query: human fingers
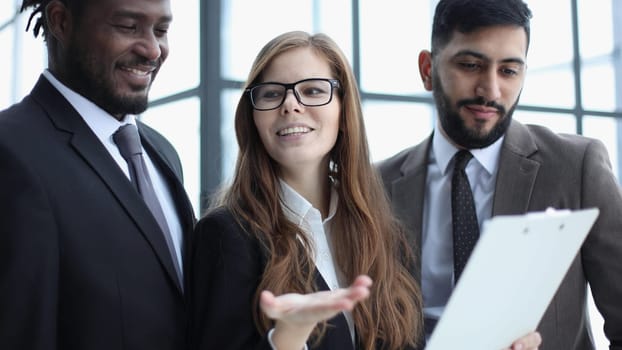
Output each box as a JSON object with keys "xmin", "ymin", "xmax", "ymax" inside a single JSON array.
[
  {"xmin": 508, "ymin": 331, "xmax": 541, "ymax": 350},
  {"xmin": 259, "ymin": 276, "xmax": 372, "ymax": 323},
  {"xmin": 342, "ymin": 275, "xmax": 372, "ymax": 305}
]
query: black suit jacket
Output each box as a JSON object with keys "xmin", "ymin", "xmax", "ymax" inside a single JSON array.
[
  {"xmin": 0, "ymin": 75, "xmax": 196, "ymax": 349},
  {"xmin": 378, "ymin": 121, "xmax": 622, "ymax": 350},
  {"xmin": 188, "ymin": 207, "xmax": 357, "ymax": 350}
]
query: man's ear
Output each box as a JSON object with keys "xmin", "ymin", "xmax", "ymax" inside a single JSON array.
[
  {"xmin": 418, "ymin": 50, "xmax": 433, "ymax": 91},
  {"xmin": 45, "ymin": 0, "xmax": 72, "ymax": 47}
]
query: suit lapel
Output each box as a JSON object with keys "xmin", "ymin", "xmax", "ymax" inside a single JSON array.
[
  {"xmin": 391, "ymin": 137, "xmax": 431, "ymax": 282},
  {"xmin": 138, "ymin": 125, "xmax": 196, "ymax": 288},
  {"xmin": 492, "ymin": 121, "xmax": 541, "ymax": 216},
  {"xmin": 138, "ymin": 123, "xmax": 196, "ymax": 241},
  {"xmin": 31, "ymin": 76, "xmax": 183, "ymax": 294},
  {"xmin": 314, "ymin": 271, "xmax": 356, "ymax": 350}
]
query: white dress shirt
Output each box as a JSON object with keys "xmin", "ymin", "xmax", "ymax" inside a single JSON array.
[
  {"xmin": 42, "ymin": 70, "xmax": 184, "ymax": 272},
  {"xmin": 421, "ymin": 121, "xmax": 504, "ymax": 328},
  {"xmin": 268, "ymin": 180, "xmax": 355, "ymax": 349}
]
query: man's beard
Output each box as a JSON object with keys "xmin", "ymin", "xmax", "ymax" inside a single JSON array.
[
  {"xmin": 64, "ymin": 42, "xmax": 154, "ymax": 117},
  {"xmin": 432, "ymin": 70, "xmax": 518, "ymax": 149}
]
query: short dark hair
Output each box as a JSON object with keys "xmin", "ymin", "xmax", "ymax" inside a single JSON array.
[{"xmin": 431, "ymin": 0, "xmax": 533, "ymax": 54}]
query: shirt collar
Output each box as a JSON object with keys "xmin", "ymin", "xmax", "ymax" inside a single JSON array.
[
  {"xmin": 432, "ymin": 119, "xmax": 504, "ymax": 176},
  {"xmin": 279, "ymin": 179, "xmax": 338, "ymax": 226},
  {"xmin": 42, "ymin": 70, "xmax": 137, "ymax": 141}
]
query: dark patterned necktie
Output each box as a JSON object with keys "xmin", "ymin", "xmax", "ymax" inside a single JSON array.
[
  {"xmin": 451, "ymin": 150, "xmax": 479, "ymax": 284},
  {"xmin": 113, "ymin": 124, "xmax": 183, "ymax": 289}
]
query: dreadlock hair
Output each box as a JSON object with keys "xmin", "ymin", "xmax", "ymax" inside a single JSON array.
[
  {"xmin": 21, "ymin": 0, "xmax": 53, "ymax": 38},
  {"xmin": 20, "ymin": 0, "xmax": 85, "ymax": 39}
]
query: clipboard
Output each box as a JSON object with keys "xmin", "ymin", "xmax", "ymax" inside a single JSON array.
[{"xmin": 425, "ymin": 207, "xmax": 599, "ymax": 350}]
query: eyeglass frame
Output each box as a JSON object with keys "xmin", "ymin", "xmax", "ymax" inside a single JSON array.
[{"xmin": 245, "ymin": 78, "xmax": 341, "ymax": 111}]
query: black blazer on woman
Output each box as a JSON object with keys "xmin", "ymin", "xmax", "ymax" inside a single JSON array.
[{"xmin": 188, "ymin": 207, "xmax": 357, "ymax": 350}]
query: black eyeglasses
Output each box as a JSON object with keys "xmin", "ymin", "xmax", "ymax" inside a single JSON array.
[{"xmin": 246, "ymin": 78, "xmax": 341, "ymax": 111}]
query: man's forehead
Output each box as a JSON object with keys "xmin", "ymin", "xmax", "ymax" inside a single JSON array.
[{"xmin": 87, "ymin": 0, "xmax": 173, "ymax": 19}]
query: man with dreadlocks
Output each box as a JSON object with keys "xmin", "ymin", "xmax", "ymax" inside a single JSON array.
[{"xmin": 0, "ymin": 0, "xmax": 196, "ymax": 349}]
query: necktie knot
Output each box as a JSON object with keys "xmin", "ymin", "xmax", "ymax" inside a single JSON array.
[
  {"xmin": 453, "ymin": 150, "xmax": 473, "ymax": 172},
  {"xmin": 113, "ymin": 124, "xmax": 143, "ymax": 160}
]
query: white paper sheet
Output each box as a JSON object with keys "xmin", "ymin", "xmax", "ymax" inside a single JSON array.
[{"xmin": 425, "ymin": 207, "xmax": 599, "ymax": 350}]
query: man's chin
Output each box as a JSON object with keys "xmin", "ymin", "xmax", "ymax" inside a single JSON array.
[
  {"xmin": 108, "ymin": 95, "xmax": 149, "ymax": 115},
  {"xmin": 468, "ymin": 125, "xmax": 494, "ymax": 140},
  {"xmin": 121, "ymin": 83, "xmax": 152, "ymax": 97}
]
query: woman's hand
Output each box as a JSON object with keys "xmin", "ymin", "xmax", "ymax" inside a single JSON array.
[
  {"xmin": 504, "ymin": 331, "xmax": 542, "ymax": 350},
  {"xmin": 260, "ymin": 275, "xmax": 372, "ymax": 350}
]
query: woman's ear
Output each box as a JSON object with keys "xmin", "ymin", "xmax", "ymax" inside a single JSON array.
[
  {"xmin": 418, "ymin": 50, "xmax": 433, "ymax": 91},
  {"xmin": 45, "ymin": 0, "xmax": 73, "ymax": 48}
]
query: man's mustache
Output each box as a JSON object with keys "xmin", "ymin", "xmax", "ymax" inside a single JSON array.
[{"xmin": 456, "ymin": 97, "xmax": 506, "ymax": 115}]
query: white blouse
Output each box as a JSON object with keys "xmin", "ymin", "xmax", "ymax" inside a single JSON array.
[{"xmin": 267, "ymin": 180, "xmax": 355, "ymax": 348}]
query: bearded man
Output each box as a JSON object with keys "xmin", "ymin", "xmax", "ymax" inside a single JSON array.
[
  {"xmin": 377, "ymin": 1, "xmax": 622, "ymax": 349},
  {"xmin": 0, "ymin": 1, "xmax": 196, "ymax": 349}
]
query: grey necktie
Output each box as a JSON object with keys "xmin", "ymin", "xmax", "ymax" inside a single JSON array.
[
  {"xmin": 113, "ymin": 124, "xmax": 183, "ymax": 288},
  {"xmin": 451, "ymin": 150, "xmax": 479, "ymax": 284}
]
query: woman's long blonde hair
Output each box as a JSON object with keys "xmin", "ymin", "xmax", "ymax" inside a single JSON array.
[{"xmin": 211, "ymin": 31, "xmax": 423, "ymax": 349}]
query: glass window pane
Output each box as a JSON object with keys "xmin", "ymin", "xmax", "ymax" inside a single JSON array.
[
  {"xmin": 315, "ymin": 0, "xmax": 353, "ymax": 60},
  {"xmin": 583, "ymin": 115, "xmax": 620, "ymax": 179},
  {"xmin": 0, "ymin": 0, "xmax": 16, "ymax": 24},
  {"xmin": 581, "ymin": 63, "xmax": 616, "ymax": 111},
  {"xmin": 0, "ymin": 25, "xmax": 14, "ymax": 108},
  {"xmin": 513, "ymin": 110, "xmax": 576, "ymax": 134},
  {"xmin": 222, "ymin": 0, "xmax": 314, "ymax": 82},
  {"xmin": 140, "ymin": 97, "xmax": 201, "ymax": 216},
  {"xmin": 577, "ymin": 0, "xmax": 617, "ymax": 112},
  {"xmin": 364, "ymin": 101, "xmax": 434, "ymax": 162},
  {"xmin": 359, "ymin": 0, "xmax": 433, "ymax": 95},
  {"xmin": 521, "ymin": 68, "xmax": 574, "ymax": 109},
  {"xmin": 150, "ymin": 0, "xmax": 200, "ymax": 100},
  {"xmin": 587, "ymin": 287, "xmax": 609, "ymax": 350},
  {"xmin": 12, "ymin": 12, "xmax": 46, "ymax": 103},
  {"xmin": 221, "ymin": 88, "xmax": 242, "ymax": 183},
  {"xmin": 521, "ymin": 0, "xmax": 575, "ymax": 108}
]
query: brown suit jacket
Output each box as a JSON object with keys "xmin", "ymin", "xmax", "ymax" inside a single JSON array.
[{"xmin": 378, "ymin": 120, "xmax": 622, "ymax": 350}]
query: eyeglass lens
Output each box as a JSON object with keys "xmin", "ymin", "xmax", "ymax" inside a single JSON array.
[{"xmin": 251, "ymin": 79, "xmax": 334, "ymax": 110}]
